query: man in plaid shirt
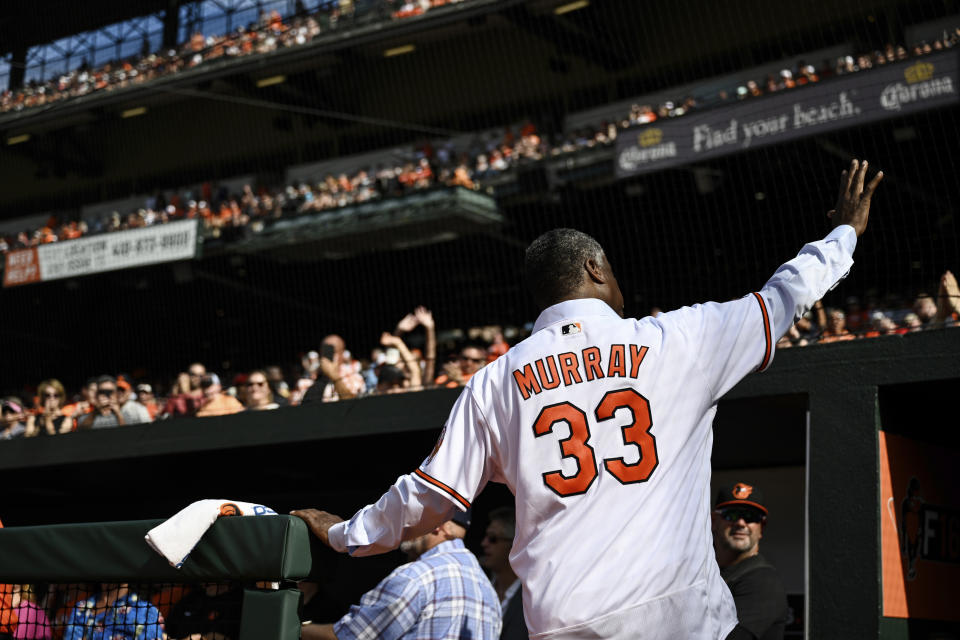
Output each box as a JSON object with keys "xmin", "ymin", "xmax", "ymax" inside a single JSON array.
[{"xmin": 302, "ymin": 510, "xmax": 500, "ymax": 640}]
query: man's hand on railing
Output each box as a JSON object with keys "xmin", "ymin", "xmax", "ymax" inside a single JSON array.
[{"xmin": 290, "ymin": 509, "xmax": 344, "ymax": 548}]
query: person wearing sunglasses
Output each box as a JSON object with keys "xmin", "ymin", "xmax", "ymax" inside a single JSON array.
[
  {"xmin": 243, "ymin": 370, "xmax": 279, "ymax": 411},
  {"xmin": 0, "ymin": 398, "xmax": 27, "ymax": 440},
  {"xmin": 712, "ymin": 483, "xmax": 788, "ymax": 640},
  {"xmin": 480, "ymin": 507, "xmax": 528, "ymax": 640},
  {"xmin": 77, "ymin": 375, "xmax": 150, "ymax": 429},
  {"xmin": 24, "ymin": 379, "xmax": 73, "ymax": 437},
  {"xmin": 435, "ymin": 345, "xmax": 488, "ymax": 388}
]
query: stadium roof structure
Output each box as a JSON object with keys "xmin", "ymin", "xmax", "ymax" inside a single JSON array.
[{"xmin": 0, "ymin": 0, "xmax": 174, "ymax": 54}]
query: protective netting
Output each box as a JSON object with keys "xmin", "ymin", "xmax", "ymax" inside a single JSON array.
[
  {"xmin": 0, "ymin": 582, "xmax": 244, "ymax": 640},
  {"xmin": 0, "ymin": 1, "xmax": 958, "ymax": 424}
]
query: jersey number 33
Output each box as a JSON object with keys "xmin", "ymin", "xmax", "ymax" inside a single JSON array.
[{"xmin": 533, "ymin": 388, "xmax": 659, "ymax": 497}]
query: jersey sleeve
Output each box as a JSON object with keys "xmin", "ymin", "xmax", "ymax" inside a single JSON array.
[
  {"xmin": 663, "ymin": 225, "xmax": 857, "ymax": 401},
  {"xmin": 328, "ymin": 474, "xmax": 457, "ymax": 556},
  {"xmin": 326, "ymin": 387, "xmax": 496, "ymax": 557},
  {"xmin": 413, "ymin": 386, "xmax": 495, "ymax": 510}
]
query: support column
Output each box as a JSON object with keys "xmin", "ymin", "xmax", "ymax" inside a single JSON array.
[
  {"xmin": 806, "ymin": 385, "xmax": 881, "ymax": 638},
  {"xmin": 9, "ymin": 46, "xmax": 27, "ymax": 90},
  {"xmin": 162, "ymin": 0, "xmax": 182, "ymax": 49}
]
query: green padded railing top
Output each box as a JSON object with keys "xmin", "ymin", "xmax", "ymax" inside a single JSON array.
[{"xmin": 0, "ymin": 514, "xmax": 313, "ymax": 583}]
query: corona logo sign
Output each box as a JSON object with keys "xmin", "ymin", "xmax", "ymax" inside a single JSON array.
[
  {"xmin": 904, "ymin": 62, "xmax": 934, "ymax": 84},
  {"xmin": 638, "ymin": 128, "xmax": 663, "ymax": 148}
]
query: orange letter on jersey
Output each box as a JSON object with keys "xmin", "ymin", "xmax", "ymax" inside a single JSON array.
[
  {"xmin": 629, "ymin": 345, "xmax": 649, "ymax": 378},
  {"xmin": 607, "ymin": 344, "xmax": 626, "ymax": 378},
  {"xmin": 536, "ymin": 356, "xmax": 562, "ymax": 390},
  {"xmin": 582, "ymin": 346, "xmax": 604, "ymax": 381},
  {"xmin": 513, "ymin": 364, "xmax": 542, "ymax": 400},
  {"xmin": 558, "ymin": 352, "xmax": 583, "ymax": 386}
]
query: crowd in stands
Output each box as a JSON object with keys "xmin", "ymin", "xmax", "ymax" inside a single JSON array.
[
  {"xmin": 0, "ymin": 121, "xmax": 545, "ymax": 251},
  {"xmin": 556, "ymin": 27, "xmax": 960, "ymax": 155},
  {"xmin": 0, "ymin": 0, "xmax": 471, "ymax": 115},
  {"xmin": 4, "ymin": 23, "xmax": 960, "ymax": 253},
  {"xmin": 1, "ymin": 276, "xmax": 957, "ymax": 441},
  {"xmin": 1, "ymin": 14, "xmax": 958, "ymax": 439}
]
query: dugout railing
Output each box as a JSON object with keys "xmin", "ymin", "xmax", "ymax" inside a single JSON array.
[{"xmin": 0, "ymin": 515, "xmax": 313, "ymax": 639}]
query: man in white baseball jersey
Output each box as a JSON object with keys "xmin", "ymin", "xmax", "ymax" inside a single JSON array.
[{"xmin": 294, "ymin": 160, "xmax": 883, "ymax": 639}]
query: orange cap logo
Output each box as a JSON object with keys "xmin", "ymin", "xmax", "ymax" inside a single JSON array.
[
  {"xmin": 426, "ymin": 426, "xmax": 446, "ymax": 465},
  {"xmin": 218, "ymin": 502, "xmax": 243, "ymax": 517},
  {"xmin": 732, "ymin": 483, "xmax": 754, "ymax": 499}
]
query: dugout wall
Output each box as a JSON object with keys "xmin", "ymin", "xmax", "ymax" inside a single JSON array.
[{"xmin": 1, "ymin": 328, "xmax": 958, "ymax": 638}]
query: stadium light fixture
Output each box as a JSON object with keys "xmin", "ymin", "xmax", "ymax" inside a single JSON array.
[
  {"xmin": 384, "ymin": 44, "xmax": 416, "ymax": 57},
  {"xmin": 121, "ymin": 107, "xmax": 148, "ymax": 119},
  {"xmin": 554, "ymin": 0, "xmax": 589, "ymax": 15},
  {"xmin": 256, "ymin": 75, "xmax": 286, "ymax": 88},
  {"xmin": 6, "ymin": 133, "xmax": 30, "ymax": 145}
]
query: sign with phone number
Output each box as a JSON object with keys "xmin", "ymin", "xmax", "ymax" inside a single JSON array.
[{"xmin": 3, "ymin": 219, "xmax": 198, "ymax": 287}]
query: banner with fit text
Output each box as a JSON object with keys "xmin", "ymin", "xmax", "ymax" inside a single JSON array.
[
  {"xmin": 3, "ymin": 219, "xmax": 198, "ymax": 287},
  {"xmin": 615, "ymin": 50, "xmax": 959, "ymax": 177},
  {"xmin": 880, "ymin": 431, "xmax": 960, "ymax": 621}
]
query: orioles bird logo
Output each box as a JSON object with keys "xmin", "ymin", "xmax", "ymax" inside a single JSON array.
[
  {"xmin": 732, "ymin": 483, "xmax": 754, "ymax": 499},
  {"xmin": 425, "ymin": 426, "xmax": 446, "ymax": 465},
  {"xmin": 219, "ymin": 503, "xmax": 243, "ymax": 517}
]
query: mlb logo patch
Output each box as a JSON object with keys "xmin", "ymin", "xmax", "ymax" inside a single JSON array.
[{"xmin": 562, "ymin": 322, "xmax": 582, "ymax": 335}]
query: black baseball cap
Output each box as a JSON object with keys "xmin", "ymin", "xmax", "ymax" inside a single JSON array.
[
  {"xmin": 715, "ymin": 482, "xmax": 768, "ymax": 515},
  {"xmin": 451, "ymin": 508, "xmax": 472, "ymax": 530}
]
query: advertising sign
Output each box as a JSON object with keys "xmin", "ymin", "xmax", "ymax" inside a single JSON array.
[
  {"xmin": 616, "ymin": 51, "xmax": 959, "ymax": 177},
  {"xmin": 3, "ymin": 220, "xmax": 198, "ymax": 287},
  {"xmin": 880, "ymin": 431, "xmax": 960, "ymax": 620}
]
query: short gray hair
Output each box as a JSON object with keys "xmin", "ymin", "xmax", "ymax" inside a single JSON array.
[{"xmin": 524, "ymin": 229, "xmax": 604, "ymax": 311}]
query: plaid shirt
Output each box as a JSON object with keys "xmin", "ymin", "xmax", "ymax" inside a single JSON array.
[{"xmin": 334, "ymin": 539, "xmax": 501, "ymax": 640}]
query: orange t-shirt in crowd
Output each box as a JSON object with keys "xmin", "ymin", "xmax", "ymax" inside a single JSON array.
[
  {"xmin": 820, "ymin": 330, "xmax": 856, "ymax": 344},
  {"xmin": 434, "ymin": 371, "xmax": 475, "ymax": 389},
  {"xmin": 142, "ymin": 401, "xmax": 160, "ymax": 421}
]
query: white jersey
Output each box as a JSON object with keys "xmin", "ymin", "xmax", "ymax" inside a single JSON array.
[{"xmin": 328, "ymin": 225, "xmax": 858, "ymax": 639}]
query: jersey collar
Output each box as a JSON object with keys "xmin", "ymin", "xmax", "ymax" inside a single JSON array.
[{"xmin": 533, "ymin": 298, "xmax": 621, "ymax": 333}]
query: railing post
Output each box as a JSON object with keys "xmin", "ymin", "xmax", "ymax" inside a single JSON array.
[{"xmin": 239, "ymin": 588, "xmax": 303, "ymax": 640}]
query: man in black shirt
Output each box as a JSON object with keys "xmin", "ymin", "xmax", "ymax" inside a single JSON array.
[{"xmin": 712, "ymin": 483, "xmax": 789, "ymax": 640}]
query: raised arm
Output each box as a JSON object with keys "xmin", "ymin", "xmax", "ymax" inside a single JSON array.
[
  {"xmin": 765, "ymin": 159, "xmax": 882, "ymax": 339},
  {"xmin": 381, "ymin": 332, "xmax": 422, "ymax": 390},
  {"xmin": 414, "ymin": 306, "xmax": 436, "ymax": 385},
  {"xmin": 665, "ymin": 160, "xmax": 883, "ymax": 400},
  {"xmin": 935, "ymin": 270, "xmax": 959, "ymax": 323}
]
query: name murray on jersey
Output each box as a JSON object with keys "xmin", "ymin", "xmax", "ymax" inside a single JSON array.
[{"xmin": 512, "ymin": 344, "xmax": 649, "ymax": 400}]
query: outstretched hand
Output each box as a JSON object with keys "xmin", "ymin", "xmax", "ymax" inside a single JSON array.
[
  {"xmin": 939, "ymin": 270, "xmax": 960, "ymax": 315},
  {"xmin": 413, "ymin": 306, "xmax": 434, "ymax": 329},
  {"xmin": 381, "ymin": 331, "xmax": 402, "ymax": 347},
  {"xmin": 290, "ymin": 509, "xmax": 344, "ymax": 548},
  {"xmin": 396, "ymin": 313, "xmax": 419, "ymax": 334},
  {"xmin": 827, "ymin": 159, "xmax": 883, "ymax": 237}
]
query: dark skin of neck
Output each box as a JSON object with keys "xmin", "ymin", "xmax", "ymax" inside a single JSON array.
[{"xmin": 541, "ymin": 254, "xmax": 626, "ymax": 317}]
